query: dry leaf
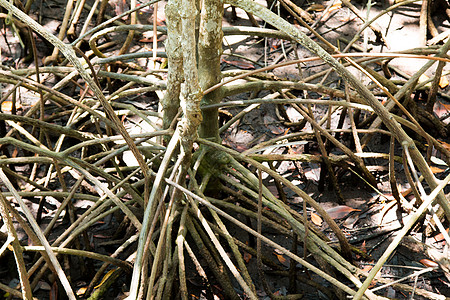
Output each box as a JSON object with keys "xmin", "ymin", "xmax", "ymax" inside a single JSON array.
[
  {"xmin": 401, "ymin": 187, "xmax": 412, "ymax": 197},
  {"xmin": 431, "ymin": 156, "xmax": 447, "ymax": 166},
  {"xmin": 361, "ymin": 264, "xmax": 373, "ymax": 273},
  {"xmin": 1, "ymin": 100, "xmax": 22, "ymax": 112},
  {"xmin": 439, "ymin": 140, "xmax": 450, "ymax": 151},
  {"xmin": 343, "ymin": 214, "xmax": 359, "ymax": 229},
  {"xmin": 311, "ymin": 212, "xmax": 323, "ymax": 226},
  {"xmin": 93, "ymin": 234, "xmax": 111, "ymax": 238},
  {"xmin": 140, "ymin": 31, "xmax": 158, "ymax": 43},
  {"xmin": 321, "ymin": 1, "xmax": 342, "ymax": 20},
  {"xmin": 440, "ymin": 101, "xmax": 450, "ymax": 111},
  {"xmin": 379, "ymin": 200, "xmax": 397, "ymax": 225},
  {"xmin": 419, "ymin": 74, "xmax": 432, "ymax": 89},
  {"xmin": 221, "ymin": 58, "xmax": 255, "ymax": 69},
  {"xmin": 430, "ymin": 166, "xmax": 446, "ymax": 174},
  {"xmin": 433, "ymin": 228, "xmax": 449, "ymax": 243},
  {"xmin": 110, "ymin": 0, "xmax": 129, "ymax": 17},
  {"xmin": 304, "ymin": 163, "xmax": 321, "ymax": 181},
  {"xmin": 95, "ymin": 269, "xmax": 116, "ymax": 289},
  {"xmin": 440, "ymin": 76, "xmax": 449, "ymax": 88},
  {"xmin": 35, "ymin": 281, "xmax": 51, "ymax": 291},
  {"xmin": 76, "ymin": 286, "xmax": 87, "ymax": 296},
  {"xmin": 139, "ymin": 37, "xmax": 158, "ymax": 43},
  {"xmin": 361, "ymin": 240, "xmax": 367, "ymax": 254},
  {"xmin": 274, "ymin": 251, "xmax": 289, "ymax": 267},
  {"xmin": 420, "ymin": 259, "xmax": 439, "ymax": 268},
  {"xmin": 274, "ymin": 249, "xmax": 283, "ymax": 254},
  {"xmin": 434, "ymin": 101, "xmax": 450, "ymax": 118},
  {"xmin": 330, "ymin": 1, "xmax": 342, "ymax": 10},
  {"xmin": 276, "ymin": 253, "xmax": 287, "ymax": 264},
  {"xmin": 243, "ymin": 251, "xmax": 252, "ymax": 263},
  {"xmin": 326, "ymin": 205, "xmax": 360, "ymax": 219},
  {"xmin": 267, "ymin": 185, "xmax": 279, "ymax": 197},
  {"xmin": 307, "ymin": 4, "xmax": 325, "ymax": 11}
]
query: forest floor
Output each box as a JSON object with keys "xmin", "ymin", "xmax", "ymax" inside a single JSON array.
[
  {"xmin": 1, "ymin": 0, "xmax": 450, "ymax": 299},
  {"xmin": 219, "ymin": 2, "xmax": 450, "ymax": 299}
]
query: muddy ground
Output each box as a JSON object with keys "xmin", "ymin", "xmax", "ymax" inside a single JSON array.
[{"xmin": 1, "ymin": 0, "xmax": 450, "ymax": 299}]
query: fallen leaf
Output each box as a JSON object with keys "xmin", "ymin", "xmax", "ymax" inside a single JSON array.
[
  {"xmin": 122, "ymin": 150, "xmax": 140, "ymax": 167},
  {"xmin": 273, "ymin": 250, "xmax": 289, "ymax": 266},
  {"xmin": 434, "ymin": 228, "xmax": 449, "ymax": 243},
  {"xmin": 434, "ymin": 101, "xmax": 450, "ymax": 118},
  {"xmin": 321, "ymin": 1, "xmax": 342, "ymax": 20},
  {"xmin": 304, "ymin": 163, "xmax": 321, "ymax": 181},
  {"xmin": 361, "ymin": 241, "xmax": 367, "ymax": 254},
  {"xmin": 35, "ymin": 281, "xmax": 52, "ymax": 291},
  {"xmin": 140, "ymin": 31, "xmax": 158, "ymax": 43},
  {"xmin": 420, "ymin": 259, "xmax": 439, "ymax": 268},
  {"xmin": 419, "ymin": 74, "xmax": 432, "ymax": 89},
  {"xmin": 430, "ymin": 166, "xmax": 446, "ymax": 173},
  {"xmin": 221, "ymin": 58, "xmax": 255, "ymax": 69},
  {"xmin": 430, "ymin": 156, "xmax": 447, "ymax": 166},
  {"xmin": 268, "ymin": 39, "xmax": 282, "ymax": 51},
  {"xmin": 243, "ymin": 251, "xmax": 252, "ymax": 263},
  {"xmin": 110, "ymin": 0, "xmax": 129, "ymax": 17},
  {"xmin": 93, "ymin": 234, "xmax": 111, "ymax": 239},
  {"xmin": 368, "ymin": 281, "xmax": 377, "ymax": 289},
  {"xmin": 1, "ymin": 100, "xmax": 22, "ymax": 112},
  {"xmin": 379, "ymin": 200, "xmax": 397, "ymax": 225},
  {"xmin": 310, "ymin": 212, "xmax": 323, "ymax": 226},
  {"xmin": 76, "ymin": 286, "xmax": 87, "ymax": 296},
  {"xmin": 438, "ymin": 140, "xmax": 450, "ymax": 151},
  {"xmin": 235, "ymin": 144, "xmax": 249, "ymax": 151},
  {"xmin": 80, "ymin": 83, "xmax": 95, "ymax": 97},
  {"xmin": 362, "ymin": 264, "xmax": 373, "ymax": 272},
  {"xmin": 440, "ymin": 102, "xmax": 450, "ymax": 111},
  {"xmin": 139, "ymin": 37, "xmax": 158, "ymax": 43},
  {"xmin": 386, "ymin": 287, "xmax": 396, "ymax": 298},
  {"xmin": 276, "ymin": 253, "xmax": 287, "ymax": 264},
  {"xmin": 326, "ymin": 205, "xmax": 360, "ymax": 219},
  {"xmin": 343, "ymin": 214, "xmax": 359, "ymax": 229},
  {"xmin": 339, "ymin": 16, "xmax": 355, "ymax": 22},
  {"xmin": 330, "ymin": 0, "xmax": 342, "ymax": 10},
  {"xmin": 95, "ymin": 269, "xmax": 116, "ymax": 289},
  {"xmin": 267, "ymin": 185, "xmax": 279, "ymax": 198},
  {"xmin": 440, "ymin": 76, "xmax": 449, "ymax": 88},
  {"xmin": 439, "ymin": 101, "xmax": 450, "ymax": 111},
  {"xmin": 307, "ymin": 3, "xmax": 325, "ymax": 11},
  {"xmin": 287, "ymin": 144, "xmax": 305, "ymax": 154}
]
